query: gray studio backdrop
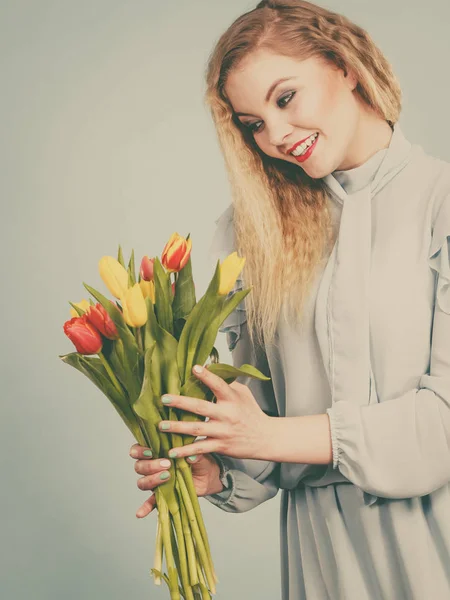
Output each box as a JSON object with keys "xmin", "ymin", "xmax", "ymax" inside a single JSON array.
[{"xmin": 1, "ymin": 1, "xmax": 449, "ymax": 599}]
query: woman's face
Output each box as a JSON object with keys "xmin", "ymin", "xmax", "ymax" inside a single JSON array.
[{"xmin": 224, "ymin": 49, "xmax": 363, "ymax": 178}]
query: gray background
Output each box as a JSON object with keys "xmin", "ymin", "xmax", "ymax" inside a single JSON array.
[{"xmin": 1, "ymin": 1, "xmax": 449, "ymax": 599}]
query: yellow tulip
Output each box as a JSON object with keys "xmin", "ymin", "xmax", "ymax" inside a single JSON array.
[
  {"xmin": 70, "ymin": 299, "xmax": 91, "ymax": 318},
  {"xmin": 218, "ymin": 252, "xmax": 246, "ymax": 295},
  {"xmin": 139, "ymin": 279, "xmax": 155, "ymax": 303},
  {"xmin": 121, "ymin": 283, "xmax": 148, "ymax": 327},
  {"xmin": 99, "ymin": 256, "xmax": 129, "ymax": 299}
]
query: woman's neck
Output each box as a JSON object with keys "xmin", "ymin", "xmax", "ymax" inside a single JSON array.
[{"xmin": 337, "ymin": 110, "xmax": 393, "ymax": 172}]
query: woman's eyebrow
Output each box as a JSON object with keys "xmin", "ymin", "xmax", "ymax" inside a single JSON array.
[{"xmin": 235, "ymin": 76, "xmax": 296, "ymax": 117}]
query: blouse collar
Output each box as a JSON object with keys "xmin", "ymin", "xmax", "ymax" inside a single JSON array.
[{"xmin": 322, "ymin": 122, "xmax": 413, "ymax": 203}]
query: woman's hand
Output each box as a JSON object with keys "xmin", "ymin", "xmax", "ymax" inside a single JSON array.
[
  {"xmin": 158, "ymin": 364, "xmax": 273, "ymax": 461},
  {"xmin": 130, "ymin": 444, "xmax": 224, "ymax": 518}
]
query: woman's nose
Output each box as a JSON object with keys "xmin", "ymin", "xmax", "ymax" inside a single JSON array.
[{"xmin": 267, "ymin": 121, "xmax": 294, "ymax": 148}]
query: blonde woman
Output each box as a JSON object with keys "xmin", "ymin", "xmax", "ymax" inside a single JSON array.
[{"xmin": 130, "ymin": 1, "xmax": 450, "ymax": 597}]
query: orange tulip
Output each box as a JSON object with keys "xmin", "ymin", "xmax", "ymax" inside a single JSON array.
[
  {"xmin": 63, "ymin": 315, "xmax": 103, "ymax": 355},
  {"xmin": 140, "ymin": 256, "xmax": 154, "ymax": 281},
  {"xmin": 85, "ymin": 303, "xmax": 119, "ymax": 340},
  {"xmin": 161, "ymin": 233, "xmax": 192, "ymax": 273}
]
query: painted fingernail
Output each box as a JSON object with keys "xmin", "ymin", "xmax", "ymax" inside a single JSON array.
[
  {"xmin": 143, "ymin": 450, "xmax": 153, "ymax": 457},
  {"xmin": 188, "ymin": 455, "xmax": 197, "ymax": 461},
  {"xmin": 160, "ymin": 472, "xmax": 170, "ymax": 480},
  {"xmin": 160, "ymin": 459, "xmax": 171, "ymax": 468},
  {"xmin": 130, "ymin": 449, "xmax": 138, "ymax": 458},
  {"xmin": 168, "ymin": 450, "xmax": 178, "ymax": 458},
  {"xmin": 193, "ymin": 365, "xmax": 203, "ymax": 373},
  {"xmin": 162, "ymin": 395, "xmax": 172, "ymax": 404},
  {"xmin": 160, "ymin": 423, "xmax": 170, "ymax": 430}
]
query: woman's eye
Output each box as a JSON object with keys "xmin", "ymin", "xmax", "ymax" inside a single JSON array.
[
  {"xmin": 242, "ymin": 92, "xmax": 295, "ymax": 134},
  {"xmin": 277, "ymin": 91, "xmax": 295, "ymax": 108},
  {"xmin": 247, "ymin": 121, "xmax": 263, "ymax": 134}
]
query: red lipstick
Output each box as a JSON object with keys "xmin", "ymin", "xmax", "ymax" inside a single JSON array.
[{"xmin": 289, "ymin": 134, "xmax": 319, "ymax": 163}]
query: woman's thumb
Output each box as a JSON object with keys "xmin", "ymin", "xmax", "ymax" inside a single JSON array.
[{"xmin": 186, "ymin": 455, "xmax": 198, "ymax": 463}]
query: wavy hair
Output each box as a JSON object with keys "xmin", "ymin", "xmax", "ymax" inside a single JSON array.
[{"xmin": 204, "ymin": 0, "xmax": 402, "ymax": 349}]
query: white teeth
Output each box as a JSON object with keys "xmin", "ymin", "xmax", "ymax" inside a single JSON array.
[{"xmin": 291, "ymin": 133, "xmax": 318, "ymax": 156}]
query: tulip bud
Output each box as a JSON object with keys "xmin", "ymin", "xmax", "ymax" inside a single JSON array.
[
  {"xmin": 161, "ymin": 233, "xmax": 192, "ymax": 273},
  {"xmin": 139, "ymin": 279, "xmax": 156, "ymax": 303},
  {"xmin": 99, "ymin": 256, "xmax": 129, "ymax": 299},
  {"xmin": 140, "ymin": 256, "xmax": 154, "ymax": 281},
  {"xmin": 218, "ymin": 252, "xmax": 246, "ymax": 295},
  {"xmin": 63, "ymin": 315, "xmax": 103, "ymax": 355},
  {"xmin": 121, "ymin": 283, "xmax": 148, "ymax": 327},
  {"xmin": 85, "ymin": 303, "xmax": 119, "ymax": 340},
  {"xmin": 70, "ymin": 299, "xmax": 91, "ymax": 318}
]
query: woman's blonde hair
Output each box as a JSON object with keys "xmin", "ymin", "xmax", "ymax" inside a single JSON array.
[{"xmin": 204, "ymin": 0, "xmax": 401, "ymax": 349}]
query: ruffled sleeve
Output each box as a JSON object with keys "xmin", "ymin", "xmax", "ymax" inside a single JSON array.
[
  {"xmin": 203, "ymin": 206, "xmax": 280, "ymax": 512},
  {"xmin": 428, "ymin": 191, "xmax": 450, "ymax": 314},
  {"xmin": 325, "ymin": 192, "xmax": 450, "ymax": 499}
]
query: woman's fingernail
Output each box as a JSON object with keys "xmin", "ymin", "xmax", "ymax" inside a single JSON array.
[
  {"xmin": 160, "ymin": 471, "xmax": 170, "ymax": 480},
  {"xmin": 143, "ymin": 450, "xmax": 153, "ymax": 457},
  {"xmin": 193, "ymin": 365, "xmax": 203, "ymax": 374},
  {"xmin": 188, "ymin": 455, "xmax": 197, "ymax": 461},
  {"xmin": 160, "ymin": 459, "xmax": 171, "ymax": 468},
  {"xmin": 162, "ymin": 395, "xmax": 172, "ymax": 404}
]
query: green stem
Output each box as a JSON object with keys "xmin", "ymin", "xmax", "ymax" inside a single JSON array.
[
  {"xmin": 98, "ymin": 351, "xmax": 123, "ymax": 395},
  {"xmin": 172, "ymin": 501, "xmax": 195, "ymax": 600},
  {"xmin": 177, "ymin": 476, "xmax": 199, "ymax": 587},
  {"xmin": 194, "ymin": 539, "xmax": 211, "ymax": 600},
  {"xmin": 178, "ymin": 461, "xmax": 217, "ymax": 587},
  {"xmin": 158, "ymin": 493, "xmax": 181, "ymax": 600},
  {"xmin": 177, "ymin": 468, "xmax": 215, "ymax": 594},
  {"xmin": 153, "ymin": 516, "xmax": 163, "ymax": 584},
  {"xmin": 168, "ymin": 513, "xmax": 183, "ymax": 588},
  {"xmin": 134, "ymin": 326, "xmax": 144, "ymax": 352}
]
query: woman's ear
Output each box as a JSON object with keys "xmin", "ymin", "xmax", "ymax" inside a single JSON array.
[{"xmin": 344, "ymin": 67, "xmax": 358, "ymax": 91}]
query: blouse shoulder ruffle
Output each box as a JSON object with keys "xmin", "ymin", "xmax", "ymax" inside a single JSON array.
[{"xmin": 428, "ymin": 191, "xmax": 450, "ymax": 315}]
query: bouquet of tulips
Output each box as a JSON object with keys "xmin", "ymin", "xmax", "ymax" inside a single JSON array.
[{"xmin": 59, "ymin": 233, "xmax": 271, "ymax": 600}]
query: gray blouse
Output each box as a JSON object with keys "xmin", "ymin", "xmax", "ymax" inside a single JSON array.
[{"xmin": 204, "ymin": 123, "xmax": 450, "ymax": 511}]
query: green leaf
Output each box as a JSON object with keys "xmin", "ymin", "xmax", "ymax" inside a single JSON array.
[
  {"xmin": 83, "ymin": 283, "xmax": 143, "ymax": 402},
  {"xmin": 59, "ymin": 352, "xmax": 145, "ymax": 445},
  {"xmin": 128, "ymin": 248, "xmax": 136, "ymax": 286},
  {"xmin": 144, "ymin": 297, "xmax": 181, "ymax": 398},
  {"xmin": 194, "ymin": 286, "xmax": 251, "ymax": 371},
  {"xmin": 153, "ymin": 257, "xmax": 174, "ymax": 335},
  {"xmin": 117, "ymin": 244, "xmax": 126, "ymax": 268},
  {"xmin": 132, "ymin": 344, "xmax": 165, "ymax": 456},
  {"xmin": 206, "ymin": 361, "xmax": 271, "ymax": 382},
  {"xmin": 132, "ymin": 347, "xmax": 181, "ymax": 518},
  {"xmin": 68, "ymin": 302, "xmax": 86, "ymax": 317},
  {"xmin": 172, "ymin": 252, "xmax": 196, "ymax": 322},
  {"xmin": 177, "ymin": 260, "xmax": 225, "ymax": 385}
]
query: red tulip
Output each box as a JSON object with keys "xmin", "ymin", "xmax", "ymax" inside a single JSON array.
[
  {"xmin": 63, "ymin": 315, "xmax": 103, "ymax": 355},
  {"xmin": 161, "ymin": 233, "xmax": 192, "ymax": 273},
  {"xmin": 86, "ymin": 303, "xmax": 118, "ymax": 340},
  {"xmin": 140, "ymin": 256, "xmax": 154, "ymax": 281}
]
